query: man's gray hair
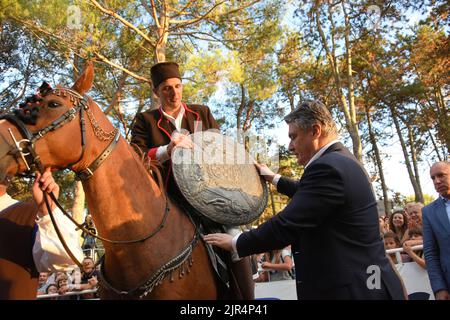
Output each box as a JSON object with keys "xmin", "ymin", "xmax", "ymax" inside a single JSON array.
[
  {"xmin": 405, "ymin": 202, "xmax": 424, "ymax": 209},
  {"xmin": 432, "ymin": 161, "xmax": 450, "ymax": 168},
  {"xmin": 284, "ymin": 100, "xmax": 337, "ymax": 137}
]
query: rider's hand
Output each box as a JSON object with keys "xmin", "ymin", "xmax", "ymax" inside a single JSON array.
[
  {"xmin": 32, "ymin": 167, "xmax": 59, "ymax": 217},
  {"xmin": 167, "ymin": 133, "xmax": 193, "ymax": 156},
  {"xmin": 254, "ymin": 161, "xmax": 276, "ymax": 183}
]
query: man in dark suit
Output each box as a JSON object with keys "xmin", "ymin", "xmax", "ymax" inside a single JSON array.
[
  {"xmin": 423, "ymin": 161, "xmax": 450, "ymax": 300},
  {"xmin": 130, "ymin": 61, "xmax": 254, "ymax": 299},
  {"xmin": 204, "ymin": 100, "xmax": 406, "ymax": 299}
]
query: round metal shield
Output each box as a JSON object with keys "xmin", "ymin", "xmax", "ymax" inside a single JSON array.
[{"xmin": 172, "ymin": 131, "xmax": 268, "ymax": 226}]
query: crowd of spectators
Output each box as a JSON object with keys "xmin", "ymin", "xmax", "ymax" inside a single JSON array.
[
  {"xmin": 251, "ymin": 201, "xmax": 426, "ymax": 284},
  {"xmin": 381, "ymin": 202, "xmax": 425, "ymax": 269},
  {"xmin": 36, "ymin": 256, "xmax": 99, "ymax": 299},
  {"xmin": 253, "ymin": 246, "xmax": 295, "ymax": 283}
]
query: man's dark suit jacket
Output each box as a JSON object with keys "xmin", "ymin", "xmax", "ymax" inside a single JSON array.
[
  {"xmin": 131, "ymin": 104, "xmax": 219, "ymax": 195},
  {"xmin": 237, "ymin": 142, "xmax": 405, "ymax": 299},
  {"xmin": 131, "ymin": 104, "xmax": 219, "ymax": 156}
]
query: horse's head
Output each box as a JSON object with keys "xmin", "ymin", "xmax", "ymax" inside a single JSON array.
[{"xmin": 0, "ymin": 61, "xmax": 118, "ymax": 181}]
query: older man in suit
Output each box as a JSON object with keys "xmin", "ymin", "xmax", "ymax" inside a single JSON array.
[
  {"xmin": 204, "ymin": 100, "xmax": 405, "ymax": 300},
  {"xmin": 423, "ymin": 161, "xmax": 450, "ymax": 300}
]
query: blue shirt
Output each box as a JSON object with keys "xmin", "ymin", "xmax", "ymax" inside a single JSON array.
[{"xmin": 442, "ymin": 196, "xmax": 450, "ymax": 225}]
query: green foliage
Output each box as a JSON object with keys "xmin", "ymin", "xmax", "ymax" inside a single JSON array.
[
  {"xmin": 1, "ymin": 0, "xmax": 447, "ymax": 221},
  {"xmin": 277, "ymin": 145, "xmax": 304, "ymax": 179},
  {"xmin": 253, "ymin": 144, "xmax": 304, "ymax": 226},
  {"xmin": 183, "ymin": 49, "xmax": 236, "ymax": 104},
  {"xmin": 404, "ymin": 193, "xmax": 436, "ymax": 206},
  {"xmin": 7, "ymin": 170, "xmax": 77, "ymax": 209}
]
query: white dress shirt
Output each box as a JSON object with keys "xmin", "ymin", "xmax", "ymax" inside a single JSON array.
[
  {"xmin": 0, "ymin": 193, "xmax": 18, "ymax": 210},
  {"xmin": 155, "ymin": 105, "xmax": 186, "ymax": 163},
  {"xmin": 0, "ymin": 193, "xmax": 83, "ymax": 272}
]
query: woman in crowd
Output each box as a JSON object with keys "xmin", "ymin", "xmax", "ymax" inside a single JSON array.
[{"xmin": 389, "ymin": 209, "xmax": 410, "ymax": 244}]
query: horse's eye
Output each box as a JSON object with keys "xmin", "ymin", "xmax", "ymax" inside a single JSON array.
[{"xmin": 48, "ymin": 101, "xmax": 60, "ymax": 109}]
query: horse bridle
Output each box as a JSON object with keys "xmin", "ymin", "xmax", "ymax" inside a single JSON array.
[
  {"xmin": 1, "ymin": 88, "xmax": 87, "ymax": 175},
  {"xmin": 0, "ymin": 87, "xmax": 174, "ymax": 265},
  {"xmin": 1, "ymin": 86, "xmax": 202, "ymax": 298}
]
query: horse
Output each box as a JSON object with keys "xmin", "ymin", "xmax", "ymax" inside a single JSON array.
[
  {"xmin": 0, "ymin": 62, "xmax": 219, "ymax": 299},
  {"xmin": 0, "ymin": 200, "xmax": 40, "ymax": 299}
]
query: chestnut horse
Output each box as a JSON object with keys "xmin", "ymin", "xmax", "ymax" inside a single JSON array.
[
  {"xmin": 0, "ymin": 62, "xmax": 218, "ymax": 299},
  {"xmin": 0, "ymin": 200, "xmax": 40, "ymax": 299}
]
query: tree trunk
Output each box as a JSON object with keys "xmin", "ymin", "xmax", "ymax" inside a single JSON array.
[
  {"xmin": 389, "ymin": 105, "xmax": 422, "ymax": 201},
  {"xmin": 364, "ymin": 104, "xmax": 391, "ymax": 215},
  {"xmin": 104, "ymin": 72, "xmax": 128, "ymax": 115},
  {"xmin": 314, "ymin": 2, "xmax": 363, "ymax": 162},
  {"xmin": 407, "ymin": 125, "xmax": 424, "ymax": 202},
  {"xmin": 155, "ymin": 6, "xmax": 169, "ymax": 63},
  {"xmin": 236, "ymin": 84, "xmax": 246, "ymax": 130},
  {"xmin": 427, "ymin": 129, "xmax": 443, "ymax": 161},
  {"xmin": 73, "ymin": 55, "xmax": 80, "ymax": 79},
  {"xmin": 342, "ymin": 2, "xmax": 362, "ymax": 162},
  {"xmin": 435, "ymin": 85, "xmax": 450, "ymax": 153},
  {"xmin": 71, "ymin": 180, "xmax": 86, "ymax": 246},
  {"xmin": 288, "ymin": 93, "xmax": 295, "ymax": 112},
  {"xmin": 242, "ymin": 100, "xmax": 254, "ymax": 132}
]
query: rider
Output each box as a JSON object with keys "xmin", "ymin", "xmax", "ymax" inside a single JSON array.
[{"xmin": 131, "ymin": 61, "xmax": 255, "ymax": 299}]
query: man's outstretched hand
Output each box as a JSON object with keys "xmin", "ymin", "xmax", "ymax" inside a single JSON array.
[
  {"xmin": 203, "ymin": 233, "xmax": 233, "ymax": 252},
  {"xmin": 254, "ymin": 161, "xmax": 276, "ymax": 183}
]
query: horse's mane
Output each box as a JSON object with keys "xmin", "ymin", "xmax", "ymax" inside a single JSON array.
[
  {"xmin": 129, "ymin": 143, "xmax": 165, "ymax": 194},
  {"xmin": 14, "ymin": 82, "xmax": 53, "ymax": 125}
]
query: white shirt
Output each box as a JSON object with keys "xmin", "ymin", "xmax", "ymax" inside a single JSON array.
[
  {"xmin": 156, "ymin": 105, "xmax": 186, "ymax": 163},
  {"xmin": 0, "ymin": 193, "xmax": 19, "ymax": 210},
  {"xmin": 232, "ymin": 140, "xmax": 341, "ymax": 255},
  {"xmin": 0, "ymin": 193, "xmax": 84, "ymax": 272}
]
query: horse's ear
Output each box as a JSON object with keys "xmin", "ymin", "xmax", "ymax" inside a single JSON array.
[
  {"xmin": 72, "ymin": 61, "xmax": 94, "ymax": 95},
  {"xmin": 38, "ymin": 81, "xmax": 53, "ymax": 95}
]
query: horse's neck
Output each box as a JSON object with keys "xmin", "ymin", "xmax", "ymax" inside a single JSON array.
[
  {"xmin": 81, "ymin": 138, "xmax": 196, "ymax": 290},
  {"xmin": 82, "ymin": 138, "xmax": 166, "ymax": 242}
]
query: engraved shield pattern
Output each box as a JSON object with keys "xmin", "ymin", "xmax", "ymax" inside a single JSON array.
[{"xmin": 172, "ymin": 131, "xmax": 268, "ymax": 225}]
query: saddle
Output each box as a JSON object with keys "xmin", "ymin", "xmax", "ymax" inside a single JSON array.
[{"xmin": 172, "ymin": 195, "xmax": 244, "ymax": 299}]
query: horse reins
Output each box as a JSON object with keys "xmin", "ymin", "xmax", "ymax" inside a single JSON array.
[{"xmin": 0, "ymin": 87, "xmax": 173, "ymax": 267}]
